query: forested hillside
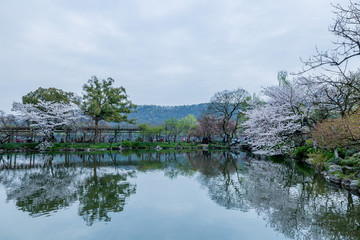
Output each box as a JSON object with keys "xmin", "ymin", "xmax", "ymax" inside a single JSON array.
[{"xmin": 130, "ymin": 103, "xmax": 208, "ymax": 125}]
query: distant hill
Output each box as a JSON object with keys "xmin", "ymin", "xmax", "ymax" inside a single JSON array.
[{"xmin": 129, "ymin": 103, "xmax": 208, "ymax": 125}]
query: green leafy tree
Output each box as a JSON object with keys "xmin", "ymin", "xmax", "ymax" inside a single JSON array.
[
  {"xmin": 81, "ymin": 76, "xmax": 137, "ymax": 143},
  {"xmin": 138, "ymin": 123, "xmax": 165, "ymax": 142},
  {"xmin": 22, "ymin": 87, "xmax": 79, "ymax": 106},
  {"xmin": 179, "ymin": 114, "xmax": 197, "ymax": 138},
  {"xmin": 164, "ymin": 118, "xmax": 181, "ymax": 142}
]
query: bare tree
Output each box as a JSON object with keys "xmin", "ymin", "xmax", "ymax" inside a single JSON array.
[
  {"xmin": 299, "ymin": 1, "xmax": 360, "ymax": 120},
  {"xmin": 208, "ymin": 88, "xmax": 250, "ymax": 144},
  {"xmin": 0, "ymin": 111, "xmax": 18, "ymax": 144},
  {"xmin": 301, "ymin": 1, "xmax": 360, "ymax": 72},
  {"xmin": 300, "ymin": 71, "xmax": 360, "ymax": 119}
]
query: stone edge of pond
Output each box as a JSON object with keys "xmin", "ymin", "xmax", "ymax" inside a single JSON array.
[{"xmin": 304, "ymin": 158, "xmax": 360, "ymax": 195}]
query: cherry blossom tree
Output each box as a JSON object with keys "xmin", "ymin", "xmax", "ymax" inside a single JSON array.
[
  {"xmin": 12, "ymin": 101, "xmax": 80, "ymax": 149},
  {"xmin": 189, "ymin": 115, "xmax": 221, "ymax": 142},
  {"xmin": 244, "ymin": 78, "xmax": 309, "ymax": 155}
]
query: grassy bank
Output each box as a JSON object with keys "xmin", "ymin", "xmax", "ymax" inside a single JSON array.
[{"xmin": 0, "ymin": 141, "xmax": 230, "ymax": 152}]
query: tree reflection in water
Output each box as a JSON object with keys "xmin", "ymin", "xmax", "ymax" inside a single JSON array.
[
  {"xmin": 77, "ymin": 154, "xmax": 136, "ymax": 226},
  {"xmin": 191, "ymin": 151, "xmax": 249, "ymax": 212},
  {"xmin": 0, "ymin": 153, "xmax": 136, "ymax": 225},
  {"xmin": 4, "ymin": 155, "xmax": 78, "ymax": 217},
  {"xmin": 0, "ymin": 151, "xmax": 360, "ymax": 239}
]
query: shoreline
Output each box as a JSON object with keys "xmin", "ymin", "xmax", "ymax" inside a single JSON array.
[
  {"xmin": 0, "ymin": 142, "xmax": 231, "ymax": 153},
  {"xmin": 304, "ymin": 158, "xmax": 360, "ymax": 195}
]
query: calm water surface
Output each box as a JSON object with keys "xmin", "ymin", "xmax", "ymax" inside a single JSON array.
[{"xmin": 0, "ymin": 151, "xmax": 359, "ymax": 240}]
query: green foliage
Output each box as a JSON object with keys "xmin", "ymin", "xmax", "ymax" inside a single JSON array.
[
  {"xmin": 308, "ymin": 150, "xmax": 328, "ymax": 171},
  {"xmin": 208, "ymin": 142, "xmax": 229, "ymax": 149},
  {"xmin": 164, "ymin": 117, "xmax": 181, "ymax": 142},
  {"xmin": 345, "ymin": 148, "xmax": 358, "ymax": 158},
  {"xmin": 121, "ymin": 140, "xmax": 132, "ymax": 148},
  {"xmin": 179, "ymin": 114, "xmax": 197, "ymax": 136},
  {"xmin": 328, "ymin": 157, "xmax": 343, "ymax": 165},
  {"xmin": 332, "ymin": 171, "xmax": 345, "ymax": 178},
  {"xmin": 340, "ymin": 157, "xmax": 360, "ymax": 167},
  {"xmin": 323, "ymin": 150, "xmax": 335, "ymax": 160},
  {"xmin": 294, "ymin": 145, "xmax": 314, "ymax": 160},
  {"xmin": 0, "ymin": 143, "xmax": 39, "ymax": 150},
  {"xmin": 337, "ymin": 148, "xmax": 346, "ymax": 158},
  {"xmin": 305, "ymin": 139, "xmax": 314, "ymax": 146},
  {"xmin": 81, "ymin": 76, "xmax": 137, "ymax": 124},
  {"xmin": 138, "ymin": 123, "xmax": 165, "ymax": 142},
  {"xmin": 22, "ymin": 87, "xmax": 79, "ymax": 105}
]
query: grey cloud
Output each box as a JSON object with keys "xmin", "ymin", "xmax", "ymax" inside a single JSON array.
[{"xmin": 0, "ymin": 0, "xmax": 350, "ymax": 113}]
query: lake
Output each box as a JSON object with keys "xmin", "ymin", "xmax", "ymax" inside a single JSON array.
[{"xmin": 0, "ymin": 151, "xmax": 359, "ymax": 240}]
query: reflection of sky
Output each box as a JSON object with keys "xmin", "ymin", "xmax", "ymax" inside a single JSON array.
[
  {"xmin": 0, "ymin": 170, "xmax": 287, "ymax": 240},
  {"xmin": 117, "ymin": 172, "xmax": 288, "ymax": 240},
  {"xmin": 0, "ymin": 152, "xmax": 359, "ymax": 239}
]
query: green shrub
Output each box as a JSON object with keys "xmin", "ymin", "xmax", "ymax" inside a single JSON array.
[
  {"xmin": 121, "ymin": 140, "xmax": 132, "ymax": 148},
  {"xmin": 328, "ymin": 157, "xmax": 343, "ymax": 165},
  {"xmin": 337, "ymin": 148, "xmax": 346, "ymax": 158},
  {"xmin": 345, "ymin": 148, "xmax": 358, "ymax": 158},
  {"xmin": 305, "ymin": 139, "xmax": 314, "ymax": 146},
  {"xmin": 323, "ymin": 150, "xmax": 335, "ymax": 160},
  {"xmin": 332, "ymin": 171, "xmax": 344, "ymax": 178},
  {"xmin": 308, "ymin": 150, "xmax": 327, "ymax": 171},
  {"xmin": 340, "ymin": 157, "xmax": 360, "ymax": 167},
  {"xmin": 294, "ymin": 146, "xmax": 315, "ymax": 160},
  {"xmin": 295, "ymin": 146, "xmax": 310, "ymax": 160},
  {"xmin": 1, "ymin": 143, "xmax": 39, "ymax": 150}
]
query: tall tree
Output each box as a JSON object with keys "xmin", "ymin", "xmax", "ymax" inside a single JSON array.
[
  {"xmin": 81, "ymin": 76, "xmax": 136, "ymax": 143},
  {"xmin": 208, "ymin": 88, "xmax": 250, "ymax": 144}
]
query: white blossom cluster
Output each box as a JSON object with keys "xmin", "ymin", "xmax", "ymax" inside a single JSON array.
[
  {"xmin": 244, "ymin": 82, "xmax": 308, "ymax": 155},
  {"xmin": 12, "ymin": 101, "xmax": 80, "ymax": 149}
]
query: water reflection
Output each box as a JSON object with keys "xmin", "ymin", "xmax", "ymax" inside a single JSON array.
[{"xmin": 0, "ymin": 151, "xmax": 359, "ymax": 239}]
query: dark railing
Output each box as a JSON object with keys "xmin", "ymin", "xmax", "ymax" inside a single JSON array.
[
  {"xmin": 0, "ymin": 126, "xmax": 139, "ymax": 132},
  {"xmin": 0, "ymin": 126, "xmax": 140, "ymax": 143}
]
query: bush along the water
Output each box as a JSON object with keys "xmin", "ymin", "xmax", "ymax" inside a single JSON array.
[
  {"xmin": 294, "ymin": 145, "xmax": 314, "ymax": 160},
  {"xmin": 303, "ymin": 146, "xmax": 360, "ymax": 193}
]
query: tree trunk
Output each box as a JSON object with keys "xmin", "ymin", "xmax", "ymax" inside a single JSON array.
[{"xmin": 94, "ymin": 118, "xmax": 99, "ymax": 143}]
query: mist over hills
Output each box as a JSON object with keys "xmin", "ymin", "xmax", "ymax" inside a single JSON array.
[{"xmin": 129, "ymin": 103, "xmax": 208, "ymax": 125}]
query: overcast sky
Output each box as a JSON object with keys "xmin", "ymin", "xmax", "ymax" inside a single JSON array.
[{"xmin": 0, "ymin": 0, "xmax": 350, "ymax": 113}]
